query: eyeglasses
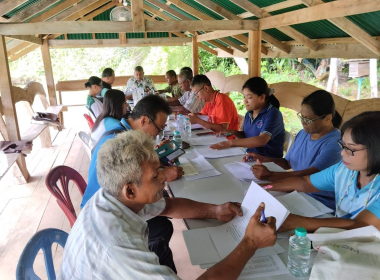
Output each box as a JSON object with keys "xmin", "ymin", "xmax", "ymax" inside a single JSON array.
[
  {"xmin": 193, "ymin": 86, "xmax": 205, "ymax": 97},
  {"xmin": 297, "ymin": 112, "xmax": 326, "ymax": 125},
  {"xmin": 337, "ymin": 139, "xmax": 367, "ymax": 156},
  {"xmin": 148, "ymin": 117, "xmax": 164, "ymax": 133}
]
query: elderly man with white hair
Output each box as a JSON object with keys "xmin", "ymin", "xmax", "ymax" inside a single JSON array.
[{"xmin": 57, "ymin": 130, "xmax": 277, "ymax": 280}]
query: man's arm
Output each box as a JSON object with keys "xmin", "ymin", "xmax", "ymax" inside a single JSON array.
[
  {"xmin": 166, "ymin": 98, "xmax": 181, "ymax": 105},
  {"xmin": 252, "ymin": 164, "xmax": 319, "ymax": 182},
  {"xmin": 189, "ymin": 115, "xmax": 228, "ymax": 132}
]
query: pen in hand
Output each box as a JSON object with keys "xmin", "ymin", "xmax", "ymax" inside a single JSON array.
[{"xmin": 261, "ymin": 209, "xmax": 267, "ymax": 223}]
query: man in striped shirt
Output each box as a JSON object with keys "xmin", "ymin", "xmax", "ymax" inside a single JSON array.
[{"xmin": 57, "ymin": 130, "xmax": 277, "ymax": 280}]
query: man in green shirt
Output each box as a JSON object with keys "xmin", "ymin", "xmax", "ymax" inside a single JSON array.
[
  {"xmin": 158, "ymin": 70, "xmax": 183, "ymax": 98},
  {"xmin": 100, "ymin": 68, "xmax": 116, "ymax": 97}
]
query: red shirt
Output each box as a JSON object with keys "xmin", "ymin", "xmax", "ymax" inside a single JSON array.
[{"xmin": 201, "ymin": 91, "xmax": 239, "ymax": 130}]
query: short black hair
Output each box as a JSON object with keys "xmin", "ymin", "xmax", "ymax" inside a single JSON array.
[
  {"xmin": 135, "ymin": 66, "xmax": 144, "ymax": 72},
  {"xmin": 179, "ymin": 70, "xmax": 193, "ymax": 82},
  {"xmin": 180, "ymin": 67, "xmax": 193, "ymax": 74},
  {"xmin": 341, "ymin": 111, "xmax": 380, "ymax": 176},
  {"xmin": 302, "ymin": 90, "xmax": 342, "ymax": 128},
  {"xmin": 130, "ymin": 95, "xmax": 172, "ymax": 121},
  {"xmin": 191, "ymin": 74, "xmax": 212, "ymax": 88},
  {"xmin": 242, "ymin": 77, "xmax": 280, "ymax": 109},
  {"xmin": 102, "ymin": 68, "xmax": 114, "ymax": 78},
  {"xmin": 166, "ymin": 70, "xmax": 177, "ymax": 78},
  {"xmin": 85, "ymin": 76, "xmax": 101, "ymax": 88}
]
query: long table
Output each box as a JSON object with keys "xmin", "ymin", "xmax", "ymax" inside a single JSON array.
[{"xmin": 167, "ymin": 136, "xmax": 317, "ymax": 279}]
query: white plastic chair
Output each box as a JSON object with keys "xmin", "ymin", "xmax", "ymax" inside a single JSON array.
[
  {"xmin": 283, "ymin": 131, "xmax": 294, "ymax": 154},
  {"xmin": 78, "ymin": 131, "xmax": 92, "ymax": 159}
]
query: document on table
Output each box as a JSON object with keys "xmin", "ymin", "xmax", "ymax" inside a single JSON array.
[
  {"xmin": 298, "ymin": 192, "xmax": 334, "ymax": 214},
  {"xmin": 276, "ymin": 191, "xmax": 327, "ymax": 218},
  {"xmin": 194, "ymin": 146, "xmax": 245, "ymax": 158},
  {"xmin": 179, "ymin": 158, "xmax": 198, "ymax": 176},
  {"xmin": 188, "ymin": 135, "xmax": 225, "ymax": 146},
  {"xmin": 183, "ymin": 156, "xmax": 221, "ymax": 181},
  {"xmin": 191, "ymin": 123, "xmax": 204, "ymax": 130},
  {"xmin": 224, "ymin": 162, "xmax": 285, "ymax": 183}
]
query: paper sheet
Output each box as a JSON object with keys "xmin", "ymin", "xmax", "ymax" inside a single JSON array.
[
  {"xmin": 179, "ymin": 158, "xmax": 198, "ymax": 176},
  {"xmin": 238, "ymin": 254, "xmax": 288, "ymax": 279},
  {"xmin": 277, "ymin": 191, "xmax": 326, "ymax": 218},
  {"xmin": 191, "ymin": 123, "xmax": 204, "ymax": 130},
  {"xmin": 188, "ymin": 135, "xmax": 226, "ymax": 146},
  {"xmin": 224, "ymin": 162, "xmax": 285, "ymax": 183},
  {"xmin": 194, "ymin": 146, "xmax": 245, "ymax": 158},
  {"xmin": 298, "ymin": 192, "xmax": 334, "ymax": 214},
  {"xmin": 188, "ymin": 155, "xmax": 214, "ymax": 171},
  {"xmin": 183, "ymin": 156, "xmax": 221, "ymax": 181},
  {"xmin": 184, "ymin": 169, "xmax": 221, "ymax": 181}
]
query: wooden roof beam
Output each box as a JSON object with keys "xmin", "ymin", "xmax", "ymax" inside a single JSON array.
[
  {"xmin": 131, "ymin": 0, "xmax": 145, "ymax": 32},
  {"xmin": 9, "ymin": 0, "xmax": 63, "ymax": 22},
  {"xmin": 230, "ymin": 0, "xmax": 319, "ymax": 51},
  {"xmin": 5, "ymin": 35, "xmax": 42, "ymax": 45},
  {"xmin": 0, "ymin": 0, "xmax": 28, "ymax": 17},
  {"xmin": 259, "ymin": 0, "xmax": 380, "ymax": 30},
  {"xmin": 301, "ymin": 0, "xmax": 380, "ymax": 56},
  {"xmin": 263, "ymin": 0, "xmax": 303, "ymax": 13},
  {"xmin": 51, "ymin": 0, "xmax": 108, "ymax": 22}
]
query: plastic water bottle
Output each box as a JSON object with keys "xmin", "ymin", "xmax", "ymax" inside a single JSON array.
[
  {"xmin": 287, "ymin": 227, "xmax": 311, "ymax": 277},
  {"xmin": 177, "ymin": 114, "xmax": 184, "ymax": 132},
  {"xmin": 173, "ymin": 131, "xmax": 182, "ymax": 148},
  {"xmin": 184, "ymin": 118, "xmax": 191, "ymax": 140}
]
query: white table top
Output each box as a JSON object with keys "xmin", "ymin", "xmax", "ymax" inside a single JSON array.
[{"xmin": 167, "ymin": 130, "xmax": 316, "ymax": 279}]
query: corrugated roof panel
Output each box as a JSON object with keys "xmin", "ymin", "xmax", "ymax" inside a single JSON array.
[
  {"xmin": 162, "ymin": 10, "xmax": 180, "ymax": 20},
  {"xmin": 202, "ymin": 41, "xmax": 216, "ymax": 48},
  {"xmin": 5, "ymin": 0, "xmax": 42, "ymax": 18},
  {"xmin": 215, "ymin": 39, "xmax": 228, "ymax": 47},
  {"xmin": 93, "ymin": 6, "xmax": 113, "ymax": 21},
  {"xmin": 347, "ymin": 11, "xmax": 380, "ymax": 36},
  {"xmin": 27, "ymin": 0, "xmax": 70, "ymax": 22},
  {"xmin": 148, "ymin": 32, "xmax": 170, "ymax": 38},
  {"xmin": 264, "ymin": 29, "xmax": 293, "ymax": 41},
  {"xmin": 180, "ymin": 0, "xmax": 224, "ymax": 20},
  {"xmin": 169, "ymin": 4, "xmax": 199, "ymax": 20},
  {"xmin": 55, "ymin": 35, "xmax": 65, "ymax": 40},
  {"xmin": 211, "ymin": 0, "xmax": 246, "ymax": 15},
  {"xmin": 144, "ymin": 1, "xmax": 159, "ymax": 11},
  {"xmin": 226, "ymin": 36, "xmax": 244, "ymax": 45},
  {"xmin": 68, "ymin": 33, "xmax": 92, "ymax": 40},
  {"xmin": 291, "ymin": 20, "xmax": 348, "ymax": 39},
  {"xmin": 126, "ymin": 33, "xmax": 145, "ymax": 39},
  {"xmin": 248, "ymin": 0, "xmax": 285, "ymax": 9}
]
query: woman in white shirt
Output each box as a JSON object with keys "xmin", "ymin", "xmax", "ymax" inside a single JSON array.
[{"xmin": 89, "ymin": 89, "xmax": 128, "ymax": 149}]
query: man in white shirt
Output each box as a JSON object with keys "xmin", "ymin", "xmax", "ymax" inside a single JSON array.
[
  {"xmin": 125, "ymin": 66, "xmax": 156, "ymax": 100},
  {"xmin": 167, "ymin": 69, "xmax": 205, "ymax": 114},
  {"xmin": 57, "ymin": 130, "xmax": 276, "ymax": 280}
]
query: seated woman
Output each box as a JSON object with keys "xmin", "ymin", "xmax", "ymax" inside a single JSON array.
[
  {"xmin": 210, "ymin": 77, "xmax": 284, "ymax": 159},
  {"xmin": 244, "ymin": 90, "xmax": 342, "ymax": 210},
  {"xmin": 271, "ymin": 112, "xmax": 380, "ymax": 232},
  {"xmin": 89, "ymin": 89, "xmax": 128, "ymax": 149},
  {"xmin": 85, "ymin": 76, "xmax": 103, "ymax": 118}
]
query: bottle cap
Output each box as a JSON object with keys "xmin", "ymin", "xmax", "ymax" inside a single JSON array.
[
  {"xmin": 295, "ymin": 227, "xmax": 307, "ymax": 237},
  {"xmin": 185, "ymin": 118, "xmax": 189, "ymax": 121},
  {"xmin": 179, "ymin": 114, "xmax": 183, "ymax": 116},
  {"xmin": 174, "ymin": 131, "xmax": 180, "ymax": 135}
]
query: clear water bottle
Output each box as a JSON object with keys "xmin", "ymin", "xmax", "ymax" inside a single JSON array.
[
  {"xmin": 177, "ymin": 114, "xmax": 184, "ymax": 132},
  {"xmin": 173, "ymin": 131, "xmax": 182, "ymax": 149},
  {"xmin": 184, "ymin": 118, "xmax": 191, "ymax": 140},
  {"xmin": 287, "ymin": 227, "xmax": 311, "ymax": 277}
]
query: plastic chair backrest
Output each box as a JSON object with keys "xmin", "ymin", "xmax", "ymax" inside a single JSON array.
[
  {"xmin": 78, "ymin": 131, "xmax": 92, "ymax": 159},
  {"xmin": 45, "ymin": 166, "xmax": 87, "ymax": 228},
  {"xmin": 16, "ymin": 228, "xmax": 68, "ymax": 280},
  {"xmin": 83, "ymin": 113, "xmax": 94, "ymax": 130},
  {"xmin": 283, "ymin": 131, "xmax": 294, "ymax": 153}
]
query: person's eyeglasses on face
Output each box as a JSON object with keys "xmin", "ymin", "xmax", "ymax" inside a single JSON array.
[
  {"xmin": 337, "ymin": 139, "xmax": 367, "ymax": 156},
  {"xmin": 297, "ymin": 112, "xmax": 326, "ymax": 125}
]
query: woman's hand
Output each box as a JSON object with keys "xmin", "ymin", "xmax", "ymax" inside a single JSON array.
[
  {"xmin": 242, "ymin": 152, "xmax": 265, "ymax": 162},
  {"xmin": 210, "ymin": 141, "xmax": 233, "ymax": 150},
  {"xmin": 251, "ymin": 159, "xmax": 272, "ymax": 180}
]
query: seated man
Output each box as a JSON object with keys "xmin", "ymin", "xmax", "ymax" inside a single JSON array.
[
  {"xmin": 100, "ymin": 67, "xmax": 116, "ymax": 97},
  {"xmin": 57, "ymin": 129, "xmax": 276, "ymax": 280},
  {"xmin": 81, "ymin": 95, "xmax": 184, "ymax": 271},
  {"xmin": 188, "ymin": 75, "xmax": 239, "ymax": 132},
  {"xmin": 125, "ymin": 66, "xmax": 156, "ymax": 100},
  {"xmin": 166, "ymin": 69, "xmax": 205, "ymax": 114},
  {"xmin": 158, "ymin": 70, "xmax": 183, "ymax": 98}
]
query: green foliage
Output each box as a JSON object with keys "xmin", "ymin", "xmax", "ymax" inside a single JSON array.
[
  {"xmin": 339, "ymin": 87, "xmax": 353, "ymax": 97},
  {"xmin": 348, "ymin": 77, "xmax": 371, "ymax": 91},
  {"xmin": 198, "ymin": 50, "xmax": 241, "ymax": 76}
]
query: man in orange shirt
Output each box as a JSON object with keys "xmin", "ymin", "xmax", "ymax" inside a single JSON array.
[{"xmin": 187, "ymin": 75, "xmax": 239, "ymax": 132}]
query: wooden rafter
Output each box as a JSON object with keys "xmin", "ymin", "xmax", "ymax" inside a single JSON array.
[
  {"xmin": 0, "ymin": 0, "xmax": 28, "ymax": 17},
  {"xmin": 5, "ymin": 35, "xmax": 42, "ymax": 45},
  {"xmin": 51, "ymin": 0, "xmax": 106, "ymax": 22},
  {"xmin": 230, "ymin": 0, "xmax": 319, "ymax": 51},
  {"xmin": 9, "ymin": 0, "xmax": 63, "ymax": 22},
  {"xmin": 301, "ymin": 0, "xmax": 380, "ymax": 56},
  {"xmin": 263, "ymin": 0, "xmax": 303, "ymax": 13},
  {"xmin": 131, "ymin": 0, "xmax": 145, "ymax": 32}
]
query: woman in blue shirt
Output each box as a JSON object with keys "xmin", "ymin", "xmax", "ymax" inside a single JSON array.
[
  {"xmin": 210, "ymin": 77, "xmax": 284, "ymax": 158},
  {"xmin": 89, "ymin": 89, "xmax": 128, "ymax": 149},
  {"xmin": 271, "ymin": 112, "xmax": 380, "ymax": 232},
  {"xmin": 244, "ymin": 90, "xmax": 342, "ymax": 209}
]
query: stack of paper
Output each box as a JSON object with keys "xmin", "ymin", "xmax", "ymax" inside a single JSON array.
[
  {"xmin": 183, "ymin": 182, "xmax": 290, "ymax": 278},
  {"xmin": 179, "ymin": 158, "xmax": 198, "ymax": 176},
  {"xmin": 184, "ymin": 156, "xmax": 221, "ymax": 181},
  {"xmin": 188, "ymin": 135, "xmax": 225, "ymax": 146},
  {"xmin": 194, "ymin": 146, "xmax": 245, "ymax": 159},
  {"xmin": 224, "ymin": 162, "xmax": 286, "ymax": 183}
]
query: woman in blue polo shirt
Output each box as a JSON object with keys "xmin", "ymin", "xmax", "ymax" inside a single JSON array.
[
  {"xmin": 210, "ymin": 77, "xmax": 284, "ymax": 158},
  {"xmin": 89, "ymin": 89, "xmax": 128, "ymax": 149},
  {"xmin": 244, "ymin": 90, "xmax": 342, "ymax": 210},
  {"xmin": 270, "ymin": 112, "xmax": 380, "ymax": 232}
]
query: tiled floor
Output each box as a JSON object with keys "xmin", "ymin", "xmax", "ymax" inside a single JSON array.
[{"xmin": 0, "ymin": 114, "xmax": 205, "ymax": 280}]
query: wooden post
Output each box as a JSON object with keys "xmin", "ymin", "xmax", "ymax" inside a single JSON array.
[
  {"xmin": 327, "ymin": 58, "xmax": 339, "ymax": 94},
  {"xmin": 192, "ymin": 36, "xmax": 199, "ymax": 75},
  {"xmin": 0, "ymin": 35, "xmax": 30, "ymax": 183},
  {"xmin": 131, "ymin": 0, "xmax": 145, "ymax": 32},
  {"xmin": 370, "ymin": 59, "xmax": 378, "ymax": 98},
  {"xmin": 248, "ymin": 30, "xmax": 262, "ymax": 77},
  {"xmin": 41, "ymin": 39, "xmax": 57, "ymax": 106},
  {"xmin": 119, "ymin": 33, "xmax": 127, "ymax": 45}
]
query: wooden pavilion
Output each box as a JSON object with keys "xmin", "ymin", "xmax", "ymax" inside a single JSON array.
[{"xmin": 0, "ymin": 0, "xmax": 380, "ymax": 184}]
